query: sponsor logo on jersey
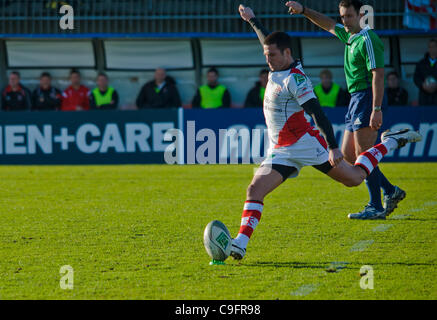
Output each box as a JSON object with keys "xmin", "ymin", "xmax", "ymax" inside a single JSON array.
[{"xmin": 293, "ymin": 73, "xmax": 306, "ymax": 87}]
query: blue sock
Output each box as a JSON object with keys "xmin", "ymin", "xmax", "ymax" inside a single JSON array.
[
  {"xmin": 376, "ymin": 167, "xmax": 395, "ymax": 196},
  {"xmin": 365, "ymin": 168, "xmax": 384, "ymax": 211}
]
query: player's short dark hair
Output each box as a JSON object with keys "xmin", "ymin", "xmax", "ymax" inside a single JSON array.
[
  {"xmin": 207, "ymin": 67, "xmax": 219, "ymax": 76},
  {"xmin": 264, "ymin": 31, "xmax": 293, "ymax": 54},
  {"xmin": 429, "ymin": 38, "xmax": 437, "ymax": 46},
  {"xmin": 259, "ymin": 69, "xmax": 269, "ymax": 76},
  {"xmin": 40, "ymin": 72, "xmax": 51, "ymax": 79},
  {"xmin": 70, "ymin": 69, "xmax": 80, "ymax": 77},
  {"xmin": 339, "ymin": 0, "xmax": 364, "ymax": 14},
  {"xmin": 10, "ymin": 71, "xmax": 20, "ymax": 78}
]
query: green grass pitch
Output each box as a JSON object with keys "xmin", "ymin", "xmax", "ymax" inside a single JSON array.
[{"xmin": 0, "ymin": 163, "xmax": 436, "ymax": 299}]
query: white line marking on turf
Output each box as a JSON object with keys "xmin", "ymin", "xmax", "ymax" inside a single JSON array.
[
  {"xmin": 424, "ymin": 201, "xmax": 437, "ymax": 207},
  {"xmin": 350, "ymin": 240, "xmax": 374, "ymax": 252},
  {"xmin": 391, "ymin": 214, "xmax": 411, "ymax": 220},
  {"xmin": 372, "ymin": 224, "xmax": 393, "ymax": 232},
  {"xmin": 290, "ymin": 284, "xmax": 318, "ymax": 296},
  {"xmin": 409, "ymin": 208, "xmax": 424, "ymax": 213}
]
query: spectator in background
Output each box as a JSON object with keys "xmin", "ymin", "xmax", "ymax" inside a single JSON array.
[
  {"xmin": 136, "ymin": 68, "xmax": 181, "ymax": 109},
  {"xmin": 192, "ymin": 67, "xmax": 231, "ymax": 109},
  {"xmin": 314, "ymin": 69, "xmax": 350, "ymax": 108},
  {"xmin": 385, "ymin": 71, "xmax": 408, "ymax": 106},
  {"xmin": 90, "ymin": 73, "xmax": 119, "ymax": 110},
  {"xmin": 61, "ymin": 69, "xmax": 90, "ymax": 111},
  {"xmin": 244, "ymin": 69, "xmax": 269, "ymax": 108},
  {"xmin": 414, "ymin": 38, "xmax": 437, "ymax": 106},
  {"xmin": 1, "ymin": 71, "xmax": 32, "ymax": 111},
  {"xmin": 32, "ymin": 72, "xmax": 62, "ymax": 111}
]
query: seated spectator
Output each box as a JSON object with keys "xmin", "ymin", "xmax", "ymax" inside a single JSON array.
[
  {"xmin": 1, "ymin": 71, "xmax": 32, "ymax": 111},
  {"xmin": 61, "ymin": 69, "xmax": 90, "ymax": 111},
  {"xmin": 314, "ymin": 69, "xmax": 350, "ymax": 107},
  {"xmin": 90, "ymin": 73, "xmax": 119, "ymax": 110},
  {"xmin": 244, "ymin": 69, "xmax": 269, "ymax": 108},
  {"xmin": 192, "ymin": 67, "xmax": 231, "ymax": 109},
  {"xmin": 136, "ymin": 68, "xmax": 181, "ymax": 109},
  {"xmin": 32, "ymin": 72, "xmax": 62, "ymax": 111},
  {"xmin": 385, "ymin": 71, "xmax": 409, "ymax": 106},
  {"xmin": 414, "ymin": 38, "xmax": 437, "ymax": 106}
]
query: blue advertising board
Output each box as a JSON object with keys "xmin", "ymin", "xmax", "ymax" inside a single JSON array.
[
  {"xmin": 0, "ymin": 107, "xmax": 436, "ymax": 165},
  {"xmin": 183, "ymin": 107, "xmax": 437, "ymax": 164},
  {"xmin": 0, "ymin": 109, "xmax": 178, "ymax": 164}
]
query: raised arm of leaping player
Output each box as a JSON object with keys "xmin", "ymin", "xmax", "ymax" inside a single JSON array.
[
  {"xmin": 286, "ymin": 1, "xmax": 337, "ymax": 36},
  {"xmin": 238, "ymin": 4, "xmax": 271, "ymax": 46}
]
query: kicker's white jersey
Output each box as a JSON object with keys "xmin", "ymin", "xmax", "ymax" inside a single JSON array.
[{"xmin": 263, "ymin": 61, "xmax": 317, "ymax": 150}]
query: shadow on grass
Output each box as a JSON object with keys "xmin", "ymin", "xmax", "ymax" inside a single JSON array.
[
  {"xmin": 240, "ymin": 261, "xmax": 333, "ymax": 269},
  {"xmin": 237, "ymin": 261, "xmax": 436, "ymax": 269},
  {"xmin": 394, "ymin": 218, "xmax": 437, "ymax": 221}
]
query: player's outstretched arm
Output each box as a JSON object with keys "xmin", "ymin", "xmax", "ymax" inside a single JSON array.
[
  {"xmin": 286, "ymin": 1, "xmax": 337, "ymax": 36},
  {"xmin": 239, "ymin": 4, "xmax": 271, "ymax": 46}
]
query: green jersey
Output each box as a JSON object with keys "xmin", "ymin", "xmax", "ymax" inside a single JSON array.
[{"xmin": 334, "ymin": 24, "xmax": 384, "ymax": 93}]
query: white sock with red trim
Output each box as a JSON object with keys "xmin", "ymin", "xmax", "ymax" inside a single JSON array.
[
  {"xmin": 355, "ymin": 138, "xmax": 398, "ymax": 175},
  {"xmin": 234, "ymin": 200, "xmax": 263, "ymax": 249}
]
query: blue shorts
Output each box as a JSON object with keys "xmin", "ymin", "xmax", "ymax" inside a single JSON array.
[
  {"xmin": 345, "ymin": 87, "xmax": 388, "ymax": 132},
  {"xmin": 345, "ymin": 87, "xmax": 373, "ymax": 132}
]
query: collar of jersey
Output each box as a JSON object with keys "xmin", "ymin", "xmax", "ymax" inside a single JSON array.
[
  {"xmin": 272, "ymin": 60, "xmax": 300, "ymax": 73},
  {"xmin": 347, "ymin": 26, "xmax": 371, "ymax": 45}
]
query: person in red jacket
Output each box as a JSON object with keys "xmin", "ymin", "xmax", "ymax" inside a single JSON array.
[{"xmin": 61, "ymin": 69, "xmax": 90, "ymax": 111}]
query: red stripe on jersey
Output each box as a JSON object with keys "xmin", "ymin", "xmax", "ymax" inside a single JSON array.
[
  {"xmin": 275, "ymin": 110, "xmax": 312, "ymax": 149},
  {"xmin": 374, "ymin": 143, "xmax": 388, "ymax": 156},
  {"xmin": 242, "ymin": 210, "xmax": 262, "ymax": 221},
  {"xmin": 290, "ymin": 68, "xmax": 306, "ymax": 77},
  {"xmin": 307, "ymin": 128, "xmax": 328, "ymax": 150}
]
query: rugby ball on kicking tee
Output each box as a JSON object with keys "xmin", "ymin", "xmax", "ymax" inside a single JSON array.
[{"xmin": 203, "ymin": 220, "xmax": 232, "ymax": 261}]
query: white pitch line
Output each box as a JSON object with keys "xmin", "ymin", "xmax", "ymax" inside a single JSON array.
[
  {"xmin": 391, "ymin": 214, "xmax": 411, "ymax": 220},
  {"xmin": 409, "ymin": 208, "xmax": 424, "ymax": 213},
  {"xmin": 350, "ymin": 240, "xmax": 374, "ymax": 252},
  {"xmin": 290, "ymin": 284, "xmax": 318, "ymax": 296},
  {"xmin": 372, "ymin": 224, "xmax": 393, "ymax": 232},
  {"xmin": 424, "ymin": 201, "xmax": 437, "ymax": 206}
]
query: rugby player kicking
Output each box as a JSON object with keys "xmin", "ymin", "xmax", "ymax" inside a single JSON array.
[{"xmin": 230, "ymin": 5, "xmax": 422, "ymax": 260}]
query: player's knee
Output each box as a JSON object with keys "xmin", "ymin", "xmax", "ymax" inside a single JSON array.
[
  {"xmin": 343, "ymin": 176, "xmax": 362, "ymax": 187},
  {"xmin": 246, "ymin": 182, "xmax": 263, "ymax": 200}
]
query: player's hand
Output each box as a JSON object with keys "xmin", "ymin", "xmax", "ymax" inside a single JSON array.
[
  {"xmin": 329, "ymin": 148, "xmax": 344, "ymax": 168},
  {"xmin": 285, "ymin": 1, "xmax": 304, "ymax": 15},
  {"xmin": 370, "ymin": 110, "xmax": 383, "ymax": 131},
  {"xmin": 239, "ymin": 4, "xmax": 255, "ymax": 22}
]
